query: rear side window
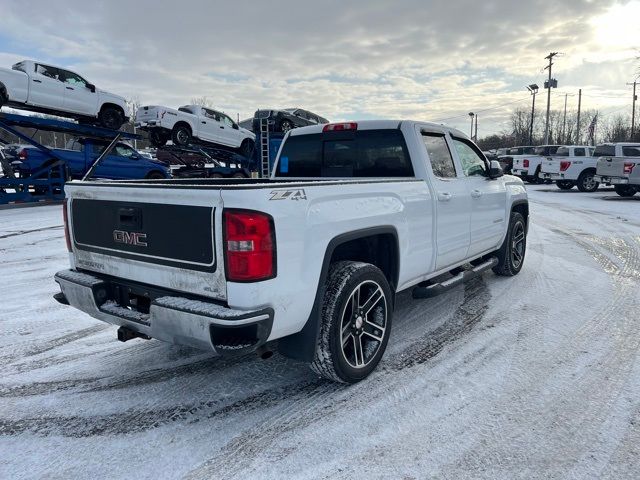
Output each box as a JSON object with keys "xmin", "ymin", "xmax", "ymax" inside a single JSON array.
[
  {"xmin": 422, "ymin": 133, "xmax": 456, "ymax": 178},
  {"xmin": 276, "ymin": 129, "xmax": 414, "ymax": 178},
  {"xmin": 573, "ymin": 148, "xmax": 585, "ymax": 157},
  {"xmin": 622, "ymin": 147, "xmax": 640, "ymax": 157},
  {"xmin": 556, "ymin": 147, "xmax": 570, "ymax": 156}
]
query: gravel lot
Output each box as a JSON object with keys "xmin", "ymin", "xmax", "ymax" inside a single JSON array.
[{"xmin": 1, "ymin": 185, "xmax": 639, "ymax": 479}]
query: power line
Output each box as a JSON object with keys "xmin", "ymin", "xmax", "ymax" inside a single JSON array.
[{"xmin": 434, "ymin": 96, "xmax": 530, "ymax": 122}]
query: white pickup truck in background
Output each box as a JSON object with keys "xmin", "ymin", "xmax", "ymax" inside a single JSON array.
[
  {"xmin": 512, "ymin": 144, "xmax": 562, "ymax": 183},
  {"xmin": 0, "ymin": 60, "xmax": 128, "ymax": 129},
  {"xmin": 135, "ymin": 104, "xmax": 256, "ymax": 156},
  {"xmin": 54, "ymin": 120, "xmax": 529, "ymax": 383},
  {"xmin": 594, "ymin": 142, "xmax": 640, "ymax": 197},
  {"xmin": 540, "ymin": 145, "xmax": 596, "ymax": 191}
]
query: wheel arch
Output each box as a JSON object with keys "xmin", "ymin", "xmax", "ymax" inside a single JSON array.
[
  {"xmin": 173, "ymin": 120, "xmax": 193, "ymax": 133},
  {"xmin": 99, "ymin": 102, "xmax": 126, "ymax": 117},
  {"xmin": 511, "ymin": 200, "xmax": 529, "ymax": 230},
  {"xmin": 278, "ymin": 226, "xmax": 399, "ymax": 362}
]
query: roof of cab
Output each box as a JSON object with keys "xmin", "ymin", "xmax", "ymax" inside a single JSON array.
[{"xmin": 287, "ymin": 119, "xmax": 468, "ymax": 139}]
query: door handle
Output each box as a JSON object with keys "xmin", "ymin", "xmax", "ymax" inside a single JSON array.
[
  {"xmin": 33, "ymin": 79, "xmax": 42, "ymax": 83},
  {"xmin": 471, "ymin": 189, "xmax": 482, "ymax": 198},
  {"xmin": 437, "ymin": 192, "xmax": 452, "ymax": 202},
  {"xmin": 201, "ymin": 121, "xmax": 206, "ymax": 124},
  {"xmin": 219, "ymin": 126, "xmax": 224, "ymax": 129},
  {"xmin": 66, "ymin": 86, "xmax": 74, "ymax": 90}
]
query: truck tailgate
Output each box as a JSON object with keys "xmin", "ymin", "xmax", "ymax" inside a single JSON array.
[
  {"xmin": 66, "ymin": 183, "xmax": 226, "ymax": 300},
  {"xmin": 136, "ymin": 106, "xmax": 163, "ymax": 123},
  {"xmin": 542, "ymin": 157, "xmax": 561, "ymax": 174},
  {"xmin": 597, "ymin": 157, "xmax": 626, "ymax": 177}
]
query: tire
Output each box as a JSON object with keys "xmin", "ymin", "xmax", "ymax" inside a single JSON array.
[
  {"xmin": 239, "ymin": 139, "xmax": 254, "ymax": 157},
  {"xmin": 149, "ymin": 129, "xmax": 168, "ymax": 147},
  {"xmin": 556, "ymin": 180, "xmax": 575, "ymax": 190},
  {"xmin": 280, "ymin": 119, "xmax": 294, "ymax": 133},
  {"xmin": 172, "ymin": 124, "xmax": 192, "ymax": 146},
  {"xmin": 311, "ymin": 261, "xmax": 392, "ymax": 383},
  {"xmin": 98, "ymin": 106, "xmax": 125, "ymax": 130},
  {"xmin": 0, "ymin": 89, "xmax": 7, "ymax": 108},
  {"xmin": 577, "ymin": 169, "xmax": 599, "ymax": 192},
  {"xmin": 146, "ymin": 171, "xmax": 165, "ymax": 179},
  {"xmin": 492, "ymin": 211, "xmax": 526, "ymax": 277},
  {"xmin": 614, "ymin": 185, "xmax": 638, "ymax": 197},
  {"xmin": 209, "ymin": 173, "xmax": 224, "ymax": 178},
  {"xmin": 532, "ymin": 166, "xmax": 544, "ymax": 184},
  {"xmin": 231, "ymin": 172, "xmax": 247, "ymax": 178}
]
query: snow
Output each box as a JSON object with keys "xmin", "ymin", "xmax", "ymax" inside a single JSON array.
[{"xmin": 1, "ymin": 186, "xmax": 639, "ymax": 479}]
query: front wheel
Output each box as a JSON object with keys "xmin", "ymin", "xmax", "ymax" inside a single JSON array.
[
  {"xmin": 492, "ymin": 211, "xmax": 527, "ymax": 277},
  {"xmin": 239, "ymin": 139, "xmax": 254, "ymax": 157},
  {"xmin": 172, "ymin": 125, "xmax": 192, "ymax": 146},
  {"xmin": 145, "ymin": 171, "xmax": 166, "ymax": 179},
  {"xmin": 311, "ymin": 261, "xmax": 392, "ymax": 383},
  {"xmin": 98, "ymin": 106, "xmax": 125, "ymax": 130},
  {"xmin": 614, "ymin": 185, "xmax": 638, "ymax": 197},
  {"xmin": 556, "ymin": 180, "xmax": 575, "ymax": 190},
  {"xmin": 577, "ymin": 170, "xmax": 599, "ymax": 192}
]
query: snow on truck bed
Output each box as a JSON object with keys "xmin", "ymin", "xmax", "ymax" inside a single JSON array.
[{"xmin": 1, "ymin": 186, "xmax": 639, "ymax": 480}]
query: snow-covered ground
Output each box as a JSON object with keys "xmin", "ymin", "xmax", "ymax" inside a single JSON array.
[{"xmin": 1, "ymin": 185, "xmax": 639, "ymax": 479}]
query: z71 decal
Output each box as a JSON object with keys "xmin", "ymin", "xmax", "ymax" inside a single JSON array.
[{"xmin": 269, "ymin": 189, "xmax": 307, "ymax": 201}]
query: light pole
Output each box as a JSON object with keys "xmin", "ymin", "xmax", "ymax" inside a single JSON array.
[
  {"xmin": 628, "ymin": 75, "xmax": 639, "ymax": 141},
  {"xmin": 468, "ymin": 112, "xmax": 475, "ymax": 138},
  {"xmin": 526, "ymin": 84, "xmax": 539, "ymax": 145}
]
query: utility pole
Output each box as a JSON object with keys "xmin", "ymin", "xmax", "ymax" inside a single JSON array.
[
  {"xmin": 628, "ymin": 78, "xmax": 638, "ymax": 141},
  {"xmin": 527, "ymin": 84, "xmax": 538, "ymax": 145},
  {"xmin": 561, "ymin": 93, "xmax": 567, "ymax": 144},
  {"xmin": 576, "ymin": 89, "xmax": 582, "ymax": 144},
  {"xmin": 543, "ymin": 52, "xmax": 558, "ymax": 145},
  {"xmin": 468, "ymin": 112, "xmax": 474, "ymax": 138}
]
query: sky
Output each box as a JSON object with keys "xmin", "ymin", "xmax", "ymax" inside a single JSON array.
[{"xmin": 0, "ymin": 0, "xmax": 638, "ymax": 137}]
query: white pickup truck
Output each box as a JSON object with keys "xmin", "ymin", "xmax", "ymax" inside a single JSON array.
[
  {"xmin": 512, "ymin": 145, "xmax": 562, "ymax": 183},
  {"xmin": 135, "ymin": 104, "xmax": 256, "ymax": 157},
  {"xmin": 54, "ymin": 120, "xmax": 529, "ymax": 383},
  {"xmin": 539, "ymin": 145, "xmax": 597, "ymax": 191},
  {"xmin": 594, "ymin": 142, "xmax": 640, "ymax": 197},
  {"xmin": 0, "ymin": 60, "xmax": 128, "ymax": 129}
]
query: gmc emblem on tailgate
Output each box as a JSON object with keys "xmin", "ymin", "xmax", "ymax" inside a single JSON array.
[{"xmin": 113, "ymin": 230, "xmax": 148, "ymax": 247}]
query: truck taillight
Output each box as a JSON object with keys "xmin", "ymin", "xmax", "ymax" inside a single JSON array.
[
  {"xmin": 523, "ymin": 159, "xmax": 529, "ymax": 168},
  {"xmin": 623, "ymin": 162, "xmax": 635, "ymax": 174},
  {"xmin": 224, "ymin": 209, "xmax": 275, "ymax": 282},
  {"xmin": 18, "ymin": 149, "xmax": 28, "ymax": 160},
  {"xmin": 323, "ymin": 122, "xmax": 358, "ymax": 132},
  {"xmin": 63, "ymin": 200, "xmax": 72, "ymax": 252},
  {"xmin": 560, "ymin": 161, "xmax": 571, "ymax": 171}
]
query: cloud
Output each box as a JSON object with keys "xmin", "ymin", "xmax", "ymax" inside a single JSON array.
[{"xmin": 0, "ymin": 0, "xmax": 637, "ymax": 135}]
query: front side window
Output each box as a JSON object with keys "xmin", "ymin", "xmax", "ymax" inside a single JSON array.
[
  {"xmin": 58, "ymin": 69, "xmax": 87, "ymax": 87},
  {"xmin": 623, "ymin": 147, "xmax": 640, "ymax": 157},
  {"xmin": 219, "ymin": 113, "xmax": 235, "ymax": 127},
  {"xmin": 115, "ymin": 145, "xmax": 135, "ymax": 158},
  {"xmin": 422, "ymin": 133, "xmax": 456, "ymax": 178},
  {"xmin": 452, "ymin": 137, "xmax": 487, "ymax": 177}
]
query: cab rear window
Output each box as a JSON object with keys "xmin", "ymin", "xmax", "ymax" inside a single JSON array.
[{"xmin": 276, "ymin": 129, "xmax": 414, "ymax": 178}]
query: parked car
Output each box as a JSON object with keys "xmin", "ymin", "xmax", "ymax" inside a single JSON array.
[
  {"xmin": 0, "ymin": 60, "xmax": 128, "ymax": 129},
  {"xmin": 252, "ymin": 108, "xmax": 329, "ymax": 133},
  {"xmin": 539, "ymin": 145, "xmax": 596, "ymax": 191},
  {"xmin": 135, "ymin": 105, "xmax": 256, "ymax": 157},
  {"xmin": 594, "ymin": 143, "xmax": 640, "ymax": 197},
  {"xmin": 12, "ymin": 138, "xmax": 170, "ymax": 180},
  {"xmin": 55, "ymin": 119, "xmax": 529, "ymax": 383},
  {"xmin": 512, "ymin": 145, "xmax": 562, "ymax": 183},
  {"xmin": 497, "ymin": 146, "xmax": 536, "ymax": 175}
]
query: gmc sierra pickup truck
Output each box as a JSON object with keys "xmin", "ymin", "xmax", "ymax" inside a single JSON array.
[
  {"xmin": 54, "ymin": 120, "xmax": 529, "ymax": 383},
  {"xmin": 594, "ymin": 143, "xmax": 640, "ymax": 197},
  {"xmin": 0, "ymin": 60, "xmax": 128, "ymax": 129}
]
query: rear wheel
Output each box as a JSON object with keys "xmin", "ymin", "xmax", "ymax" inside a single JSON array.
[
  {"xmin": 556, "ymin": 180, "xmax": 575, "ymax": 190},
  {"xmin": 311, "ymin": 261, "xmax": 392, "ymax": 383},
  {"xmin": 493, "ymin": 211, "xmax": 526, "ymax": 277},
  {"xmin": 577, "ymin": 169, "xmax": 599, "ymax": 192},
  {"xmin": 149, "ymin": 129, "xmax": 168, "ymax": 147},
  {"xmin": 98, "ymin": 106, "xmax": 125, "ymax": 130},
  {"xmin": 0, "ymin": 89, "xmax": 7, "ymax": 108},
  {"xmin": 172, "ymin": 124, "xmax": 192, "ymax": 146},
  {"xmin": 145, "ymin": 171, "xmax": 165, "ymax": 179},
  {"xmin": 613, "ymin": 185, "xmax": 638, "ymax": 197},
  {"xmin": 231, "ymin": 172, "xmax": 247, "ymax": 178}
]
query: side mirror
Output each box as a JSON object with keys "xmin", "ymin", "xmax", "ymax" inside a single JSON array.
[
  {"xmin": 86, "ymin": 83, "xmax": 96, "ymax": 93},
  {"xmin": 488, "ymin": 160, "xmax": 503, "ymax": 178},
  {"xmin": 232, "ymin": 123, "xmax": 239, "ymax": 130}
]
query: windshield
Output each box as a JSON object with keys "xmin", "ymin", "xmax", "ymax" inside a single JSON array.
[{"xmin": 593, "ymin": 145, "xmax": 615, "ymax": 157}]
